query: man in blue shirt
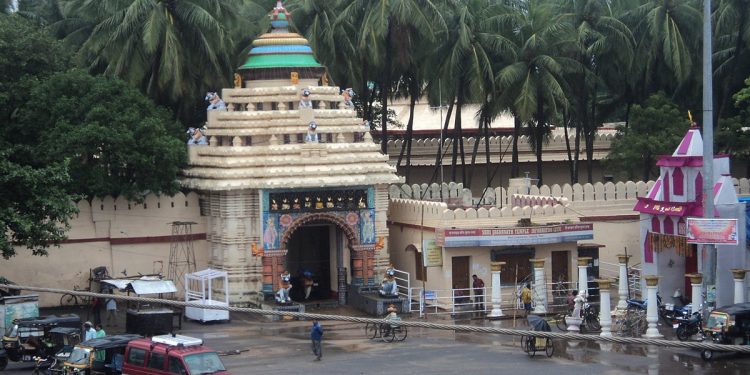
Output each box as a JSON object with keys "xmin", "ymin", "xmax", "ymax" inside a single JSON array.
[{"xmin": 310, "ymin": 319, "xmax": 323, "ymax": 361}]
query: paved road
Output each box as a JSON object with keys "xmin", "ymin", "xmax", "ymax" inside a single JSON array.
[{"xmin": 4, "ymin": 310, "xmax": 749, "ymax": 374}]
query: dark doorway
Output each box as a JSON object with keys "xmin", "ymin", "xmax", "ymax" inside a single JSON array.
[
  {"xmin": 452, "ymin": 256, "xmax": 470, "ymax": 303},
  {"xmin": 491, "ymin": 247, "xmax": 534, "ymax": 283},
  {"xmin": 577, "ymin": 247, "xmax": 600, "ymax": 278},
  {"xmin": 286, "ymin": 225, "xmax": 331, "ymax": 301},
  {"xmin": 684, "ymin": 244, "xmax": 698, "ymax": 302},
  {"xmin": 551, "ymin": 251, "xmax": 570, "ymax": 284}
]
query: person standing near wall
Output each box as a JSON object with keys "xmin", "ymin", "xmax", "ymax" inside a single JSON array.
[
  {"xmin": 310, "ymin": 319, "xmax": 323, "ymax": 361},
  {"xmin": 521, "ymin": 283, "xmax": 533, "ymax": 317},
  {"xmin": 105, "ymin": 293, "xmax": 118, "ymax": 327},
  {"xmin": 472, "ymin": 274, "xmax": 485, "ymax": 312}
]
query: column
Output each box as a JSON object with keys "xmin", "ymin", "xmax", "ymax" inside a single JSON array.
[
  {"xmin": 643, "ymin": 275, "xmax": 663, "ymax": 338},
  {"xmin": 687, "ymin": 273, "xmax": 703, "ymax": 315},
  {"xmin": 596, "ymin": 279, "xmax": 613, "ymax": 337},
  {"xmin": 617, "ymin": 254, "xmax": 631, "ymax": 310},
  {"xmin": 577, "ymin": 257, "xmax": 592, "ymax": 295},
  {"xmin": 488, "ymin": 262, "xmax": 505, "ymax": 318},
  {"xmin": 530, "ymin": 258, "xmax": 547, "ymax": 314},
  {"xmin": 730, "ymin": 269, "xmax": 747, "ymax": 304}
]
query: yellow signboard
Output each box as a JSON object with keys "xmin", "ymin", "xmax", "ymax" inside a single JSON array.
[{"xmin": 422, "ymin": 239, "xmax": 443, "ymax": 267}]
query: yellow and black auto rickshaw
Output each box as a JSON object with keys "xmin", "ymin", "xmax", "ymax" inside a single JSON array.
[
  {"xmin": 701, "ymin": 302, "xmax": 750, "ymax": 361},
  {"xmin": 63, "ymin": 334, "xmax": 140, "ymax": 374}
]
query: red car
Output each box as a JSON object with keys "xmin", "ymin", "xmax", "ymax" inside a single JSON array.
[{"xmin": 122, "ymin": 334, "xmax": 230, "ymax": 375}]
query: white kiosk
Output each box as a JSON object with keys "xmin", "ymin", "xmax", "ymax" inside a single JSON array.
[{"xmin": 184, "ymin": 269, "xmax": 230, "ymax": 322}]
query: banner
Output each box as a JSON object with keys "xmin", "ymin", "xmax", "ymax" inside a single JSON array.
[
  {"xmin": 434, "ymin": 223, "xmax": 593, "ymax": 248},
  {"xmin": 422, "ymin": 239, "xmax": 443, "ymax": 267},
  {"xmin": 686, "ymin": 218, "xmax": 738, "ymax": 245}
]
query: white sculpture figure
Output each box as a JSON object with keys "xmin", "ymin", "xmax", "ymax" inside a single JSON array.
[
  {"xmin": 275, "ymin": 271, "xmax": 292, "ymax": 304},
  {"xmin": 299, "ymin": 89, "xmax": 313, "ymax": 109},
  {"xmin": 379, "ymin": 265, "xmax": 398, "ymax": 297},
  {"xmin": 572, "ymin": 290, "xmax": 587, "ymax": 318},
  {"xmin": 205, "ymin": 92, "xmax": 227, "ymax": 111},
  {"xmin": 186, "ymin": 127, "xmax": 208, "ymax": 145},
  {"xmin": 305, "ymin": 121, "xmax": 319, "ymax": 143},
  {"xmin": 342, "ymin": 88, "xmax": 354, "ymax": 109}
]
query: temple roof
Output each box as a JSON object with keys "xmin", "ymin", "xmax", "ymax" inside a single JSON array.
[{"xmin": 237, "ymin": 1, "xmax": 323, "ymax": 72}]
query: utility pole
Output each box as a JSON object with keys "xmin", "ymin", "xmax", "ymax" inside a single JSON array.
[{"xmin": 701, "ymin": 0, "xmax": 716, "ymax": 310}]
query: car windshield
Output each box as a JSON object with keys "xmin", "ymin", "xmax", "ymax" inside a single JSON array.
[
  {"xmin": 184, "ymin": 352, "xmax": 226, "ymax": 374},
  {"xmin": 4, "ymin": 324, "xmax": 18, "ymax": 337},
  {"xmin": 67, "ymin": 347, "xmax": 91, "ymax": 365}
]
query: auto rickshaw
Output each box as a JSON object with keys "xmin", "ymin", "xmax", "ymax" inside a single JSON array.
[
  {"xmin": 700, "ymin": 302, "xmax": 750, "ymax": 361},
  {"xmin": 0, "ymin": 314, "xmax": 81, "ymax": 370},
  {"xmin": 63, "ymin": 334, "xmax": 140, "ymax": 374},
  {"xmin": 31, "ymin": 327, "xmax": 82, "ymax": 374}
]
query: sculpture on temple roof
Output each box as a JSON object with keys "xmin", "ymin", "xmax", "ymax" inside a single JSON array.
[
  {"xmin": 276, "ymin": 271, "xmax": 293, "ymax": 304},
  {"xmin": 233, "ymin": 73, "xmax": 242, "ymax": 88},
  {"xmin": 342, "ymin": 88, "xmax": 354, "ymax": 109},
  {"xmin": 186, "ymin": 127, "xmax": 207, "ymax": 145},
  {"xmin": 299, "ymin": 89, "xmax": 313, "ymax": 109},
  {"xmin": 305, "ymin": 121, "xmax": 319, "ymax": 143},
  {"xmin": 379, "ymin": 264, "xmax": 398, "ymax": 297},
  {"xmin": 205, "ymin": 92, "xmax": 227, "ymax": 111}
]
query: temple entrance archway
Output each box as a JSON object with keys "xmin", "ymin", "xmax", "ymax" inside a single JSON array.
[{"xmin": 276, "ymin": 212, "xmax": 360, "ymax": 304}]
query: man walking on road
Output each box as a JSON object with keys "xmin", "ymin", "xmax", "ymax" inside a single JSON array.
[{"xmin": 311, "ymin": 319, "xmax": 323, "ymax": 361}]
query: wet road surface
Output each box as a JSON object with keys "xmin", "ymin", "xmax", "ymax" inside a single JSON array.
[{"xmin": 4, "ymin": 308, "xmax": 750, "ymax": 374}]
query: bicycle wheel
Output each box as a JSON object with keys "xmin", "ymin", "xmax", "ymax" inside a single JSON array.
[
  {"xmin": 545, "ymin": 338, "xmax": 554, "ymax": 357},
  {"xmin": 521, "ymin": 336, "xmax": 530, "ymax": 353},
  {"xmin": 556, "ymin": 315, "xmax": 567, "ymax": 331},
  {"xmin": 365, "ymin": 323, "xmax": 379, "ymax": 340},
  {"xmin": 60, "ymin": 294, "xmax": 78, "ymax": 307},
  {"xmin": 381, "ymin": 324, "xmax": 395, "ymax": 343},
  {"xmin": 526, "ymin": 337, "xmax": 536, "ymax": 357},
  {"xmin": 394, "ymin": 326, "xmax": 407, "ymax": 342}
]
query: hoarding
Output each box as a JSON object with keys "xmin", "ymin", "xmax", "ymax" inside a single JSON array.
[{"xmin": 686, "ymin": 218, "xmax": 738, "ymax": 245}]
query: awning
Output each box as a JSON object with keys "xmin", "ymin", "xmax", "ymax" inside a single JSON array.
[{"xmin": 101, "ymin": 277, "xmax": 177, "ymax": 295}]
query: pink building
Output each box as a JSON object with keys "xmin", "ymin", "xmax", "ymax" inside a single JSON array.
[{"xmin": 634, "ymin": 126, "xmax": 747, "ymax": 307}]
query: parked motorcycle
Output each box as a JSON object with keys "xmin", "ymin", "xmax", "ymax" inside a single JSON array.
[
  {"xmin": 674, "ymin": 311, "xmax": 704, "ymax": 341},
  {"xmin": 627, "ymin": 293, "xmax": 690, "ymax": 325}
]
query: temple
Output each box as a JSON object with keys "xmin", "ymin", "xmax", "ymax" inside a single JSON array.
[
  {"xmin": 634, "ymin": 126, "xmax": 748, "ymax": 307},
  {"xmin": 181, "ymin": 1, "xmax": 403, "ymax": 306}
]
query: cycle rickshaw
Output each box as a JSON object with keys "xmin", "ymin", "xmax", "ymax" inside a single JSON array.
[
  {"xmin": 364, "ymin": 318, "xmax": 407, "ymax": 343},
  {"xmin": 521, "ymin": 315, "xmax": 554, "ymax": 357}
]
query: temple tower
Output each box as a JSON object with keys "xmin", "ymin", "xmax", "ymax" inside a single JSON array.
[{"xmin": 181, "ymin": 1, "xmax": 403, "ymax": 306}]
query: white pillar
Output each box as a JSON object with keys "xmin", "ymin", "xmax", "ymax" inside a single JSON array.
[
  {"xmin": 488, "ymin": 262, "xmax": 505, "ymax": 318},
  {"xmin": 644, "ymin": 275, "xmax": 663, "ymax": 338},
  {"xmin": 617, "ymin": 254, "xmax": 631, "ymax": 310},
  {"xmin": 687, "ymin": 273, "xmax": 703, "ymax": 315},
  {"xmin": 731, "ymin": 269, "xmax": 747, "ymax": 304},
  {"xmin": 597, "ymin": 279, "xmax": 613, "ymax": 337},
  {"xmin": 531, "ymin": 259, "xmax": 547, "ymax": 314},
  {"xmin": 577, "ymin": 257, "xmax": 591, "ymax": 295}
]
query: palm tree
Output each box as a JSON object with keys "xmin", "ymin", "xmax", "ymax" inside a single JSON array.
[
  {"xmin": 495, "ymin": 0, "xmax": 579, "ymax": 186},
  {"xmin": 714, "ymin": 0, "xmax": 750, "ymax": 122},
  {"xmin": 624, "ymin": 0, "xmax": 701, "ymax": 103},
  {"xmin": 338, "ymin": 0, "xmax": 445, "ymax": 155},
  {"xmin": 60, "ymin": 0, "xmax": 243, "ymax": 124},
  {"xmin": 430, "ymin": 0, "xmax": 514, "ymax": 186},
  {"xmin": 555, "ymin": 0, "xmax": 635, "ymax": 183}
]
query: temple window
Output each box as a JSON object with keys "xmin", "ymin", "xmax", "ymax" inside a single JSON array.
[
  {"xmin": 651, "ymin": 216, "xmax": 660, "ymax": 233},
  {"xmin": 663, "ymin": 216, "xmax": 674, "ymax": 234},
  {"xmin": 695, "ymin": 173, "xmax": 703, "ymax": 201},
  {"xmin": 288, "ymin": 101, "xmax": 294, "ymax": 110},
  {"xmin": 271, "ymin": 102, "xmax": 278, "ymax": 110},
  {"xmin": 673, "ymin": 168, "xmax": 684, "ymax": 195},
  {"xmin": 296, "ymin": 133, "xmax": 303, "ymax": 143},
  {"xmin": 663, "ymin": 172, "xmax": 670, "ymax": 201},
  {"xmin": 326, "ymin": 133, "xmax": 333, "ymax": 143},
  {"xmin": 354, "ymin": 132, "xmax": 364, "ymax": 142},
  {"xmin": 256, "ymin": 102, "xmax": 264, "ymax": 111},
  {"xmin": 283, "ymin": 134, "xmax": 291, "ymax": 144},
  {"xmin": 245, "ymin": 136, "xmax": 253, "ymax": 146}
]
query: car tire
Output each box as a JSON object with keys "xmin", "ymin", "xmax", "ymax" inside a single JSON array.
[{"xmin": 700, "ymin": 349, "xmax": 714, "ymax": 361}]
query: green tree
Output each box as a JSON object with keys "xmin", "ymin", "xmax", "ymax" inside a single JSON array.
[
  {"xmin": 0, "ymin": 155, "xmax": 77, "ymax": 259},
  {"xmin": 717, "ymin": 77, "xmax": 750, "ymax": 176},
  {"xmin": 60, "ymin": 0, "xmax": 242, "ymax": 124},
  {"xmin": 12, "ymin": 70, "xmax": 186, "ymax": 201},
  {"xmin": 495, "ymin": 0, "xmax": 578, "ymax": 186},
  {"xmin": 0, "ymin": 13, "xmax": 70, "ymax": 125},
  {"xmin": 605, "ymin": 93, "xmax": 689, "ymax": 181}
]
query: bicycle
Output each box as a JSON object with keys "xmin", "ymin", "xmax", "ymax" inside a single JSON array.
[
  {"xmin": 364, "ymin": 322, "xmax": 407, "ymax": 342},
  {"xmin": 59, "ymin": 285, "xmax": 91, "ymax": 308}
]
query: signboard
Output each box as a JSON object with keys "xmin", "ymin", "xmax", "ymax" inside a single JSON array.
[
  {"xmin": 686, "ymin": 218, "xmax": 738, "ymax": 245},
  {"xmin": 422, "ymin": 239, "xmax": 443, "ymax": 267},
  {"xmin": 434, "ymin": 223, "xmax": 594, "ymax": 248}
]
